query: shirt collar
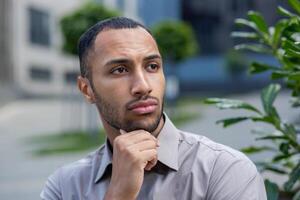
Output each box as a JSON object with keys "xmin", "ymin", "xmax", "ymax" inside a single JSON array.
[
  {"xmin": 94, "ymin": 113, "xmax": 179, "ymax": 183},
  {"xmin": 94, "ymin": 139, "xmax": 113, "ymax": 183},
  {"xmin": 157, "ymin": 113, "xmax": 179, "ymax": 171}
]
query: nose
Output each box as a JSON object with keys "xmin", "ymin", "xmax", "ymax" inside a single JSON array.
[{"xmin": 130, "ymin": 70, "xmax": 152, "ymax": 98}]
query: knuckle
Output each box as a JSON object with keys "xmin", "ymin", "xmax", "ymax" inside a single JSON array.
[
  {"xmin": 114, "ymin": 138, "xmax": 125, "ymax": 151},
  {"xmin": 128, "ymin": 152, "xmax": 139, "ymax": 164},
  {"xmin": 113, "ymin": 136, "xmax": 121, "ymax": 145}
]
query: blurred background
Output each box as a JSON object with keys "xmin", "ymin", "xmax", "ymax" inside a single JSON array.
[{"xmin": 0, "ymin": 0, "xmax": 297, "ymax": 199}]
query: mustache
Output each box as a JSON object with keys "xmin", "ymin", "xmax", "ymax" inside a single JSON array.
[{"xmin": 125, "ymin": 96, "xmax": 159, "ymax": 109}]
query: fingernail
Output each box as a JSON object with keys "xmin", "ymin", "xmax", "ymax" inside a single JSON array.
[{"xmin": 120, "ymin": 129, "xmax": 126, "ymax": 135}]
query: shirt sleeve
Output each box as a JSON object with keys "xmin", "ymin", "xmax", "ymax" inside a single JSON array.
[
  {"xmin": 206, "ymin": 152, "xmax": 267, "ymax": 200},
  {"xmin": 40, "ymin": 168, "xmax": 62, "ymax": 200}
]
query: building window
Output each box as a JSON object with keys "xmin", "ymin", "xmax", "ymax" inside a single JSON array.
[
  {"xmin": 64, "ymin": 71, "xmax": 78, "ymax": 84},
  {"xmin": 30, "ymin": 67, "xmax": 52, "ymax": 81},
  {"xmin": 28, "ymin": 7, "xmax": 50, "ymax": 46}
]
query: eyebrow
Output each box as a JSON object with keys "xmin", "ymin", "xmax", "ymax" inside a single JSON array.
[
  {"xmin": 144, "ymin": 54, "xmax": 161, "ymax": 61},
  {"xmin": 104, "ymin": 54, "xmax": 161, "ymax": 66}
]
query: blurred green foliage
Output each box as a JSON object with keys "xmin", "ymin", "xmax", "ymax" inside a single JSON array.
[
  {"xmin": 205, "ymin": 0, "xmax": 300, "ymax": 199},
  {"xmin": 60, "ymin": 2, "xmax": 119, "ymax": 55},
  {"xmin": 152, "ymin": 21, "xmax": 198, "ymax": 63},
  {"xmin": 28, "ymin": 130, "xmax": 106, "ymax": 156}
]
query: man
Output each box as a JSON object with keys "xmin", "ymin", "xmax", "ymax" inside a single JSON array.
[{"xmin": 41, "ymin": 17, "xmax": 267, "ymax": 200}]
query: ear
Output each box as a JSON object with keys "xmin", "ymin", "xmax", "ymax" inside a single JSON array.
[{"xmin": 77, "ymin": 76, "xmax": 96, "ymax": 104}]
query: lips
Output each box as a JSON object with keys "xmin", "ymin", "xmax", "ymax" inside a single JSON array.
[{"xmin": 127, "ymin": 99, "xmax": 158, "ymax": 114}]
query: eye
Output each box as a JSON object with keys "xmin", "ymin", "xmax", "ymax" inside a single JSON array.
[
  {"xmin": 146, "ymin": 63, "xmax": 159, "ymax": 72},
  {"xmin": 111, "ymin": 66, "xmax": 129, "ymax": 75}
]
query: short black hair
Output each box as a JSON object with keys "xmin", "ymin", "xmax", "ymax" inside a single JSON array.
[{"xmin": 78, "ymin": 17, "xmax": 153, "ymax": 79}]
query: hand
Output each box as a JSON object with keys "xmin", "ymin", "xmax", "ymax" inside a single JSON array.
[{"xmin": 104, "ymin": 129, "xmax": 159, "ymax": 200}]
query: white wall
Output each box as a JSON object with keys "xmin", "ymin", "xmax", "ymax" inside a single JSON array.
[{"xmin": 11, "ymin": 0, "xmax": 83, "ymax": 96}]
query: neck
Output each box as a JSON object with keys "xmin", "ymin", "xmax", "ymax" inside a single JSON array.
[{"xmin": 101, "ymin": 115, "xmax": 165, "ymax": 147}]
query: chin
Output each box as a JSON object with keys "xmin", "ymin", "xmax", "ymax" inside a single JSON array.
[{"xmin": 124, "ymin": 114, "xmax": 162, "ymax": 133}]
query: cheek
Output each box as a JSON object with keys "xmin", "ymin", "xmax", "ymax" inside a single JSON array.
[
  {"xmin": 98, "ymin": 83, "xmax": 129, "ymax": 108},
  {"xmin": 94, "ymin": 75, "xmax": 128, "ymax": 97},
  {"xmin": 152, "ymin": 74, "xmax": 165, "ymax": 97},
  {"xmin": 92, "ymin": 78, "xmax": 121, "ymax": 101}
]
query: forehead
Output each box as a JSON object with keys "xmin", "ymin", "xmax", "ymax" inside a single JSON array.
[{"xmin": 92, "ymin": 27, "xmax": 159, "ymax": 61}]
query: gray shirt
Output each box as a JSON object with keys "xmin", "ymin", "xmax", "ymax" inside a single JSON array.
[{"xmin": 41, "ymin": 115, "xmax": 267, "ymax": 200}]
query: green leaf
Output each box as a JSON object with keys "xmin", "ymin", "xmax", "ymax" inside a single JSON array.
[
  {"xmin": 271, "ymin": 71, "xmax": 290, "ymax": 79},
  {"xmin": 272, "ymin": 20, "xmax": 289, "ymax": 47},
  {"xmin": 216, "ymin": 117, "xmax": 250, "ymax": 128},
  {"xmin": 278, "ymin": 6, "xmax": 296, "ymax": 17},
  {"xmin": 249, "ymin": 62, "xmax": 279, "ymax": 74},
  {"xmin": 234, "ymin": 18, "xmax": 257, "ymax": 30},
  {"xmin": 264, "ymin": 165, "xmax": 289, "ymax": 174},
  {"xmin": 255, "ymin": 135, "xmax": 287, "ymax": 141},
  {"xmin": 285, "ymin": 48, "xmax": 300, "ymax": 58},
  {"xmin": 272, "ymin": 153, "xmax": 294, "ymax": 162},
  {"xmin": 265, "ymin": 179, "xmax": 279, "ymax": 200},
  {"xmin": 231, "ymin": 32, "xmax": 259, "ymax": 39},
  {"xmin": 288, "ymin": 72, "xmax": 300, "ymax": 80},
  {"xmin": 282, "ymin": 39, "xmax": 300, "ymax": 52},
  {"xmin": 241, "ymin": 146, "xmax": 275, "ymax": 154},
  {"xmin": 281, "ymin": 123, "xmax": 297, "ymax": 144},
  {"xmin": 256, "ymin": 162, "xmax": 289, "ymax": 174},
  {"xmin": 288, "ymin": 0, "xmax": 300, "ymax": 15},
  {"xmin": 284, "ymin": 162, "xmax": 300, "ymax": 191},
  {"xmin": 247, "ymin": 11, "xmax": 269, "ymax": 35},
  {"xmin": 261, "ymin": 84, "xmax": 281, "ymax": 115},
  {"xmin": 234, "ymin": 44, "xmax": 272, "ymax": 54},
  {"xmin": 279, "ymin": 142, "xmax": 291, "ymax": 155},
  {"xmin": 204, "ymin": 98, "xmax": 262, "ymax": 114},
  {"xmin": 252, "ymin": 116, "xmax": 275, "ymax": 124}
]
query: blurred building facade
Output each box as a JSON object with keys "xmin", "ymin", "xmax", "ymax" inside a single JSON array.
[
  {"xmin": 101, "ymin": 0, "xmax": 285, "ymax": 55},
  {"xmin": 0, "ymin": 0, "xmax": 83, "ymax": 96},
  {"xmin": 182, "ymin": 0, "xmax": 284, "ymax": 54},
  {"xmin": 0, "ymin": 0, "xmax": 12, "ymax": 86},
  {"xmin": 96, "ymin": 0, "xmax": 180, "ymax": 26}
]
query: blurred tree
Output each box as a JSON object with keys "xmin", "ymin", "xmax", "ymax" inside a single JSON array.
[
  {"xmin": 60, "ymin": 2, "xmax": 119, "ymax": 55},
  {"xmin": 60, "ymin": 2, "xmax": 119, "ymax": 136},
  {"xmin": 152, "ymin": 21, "xmax": 198, "ymax": 63},
  {"xmin": 152, "ymin": 21, "xmax": 198, "ymax": 110}
]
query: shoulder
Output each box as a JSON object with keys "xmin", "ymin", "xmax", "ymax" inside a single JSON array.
[
  {"xmin": 177, "ymin": 131, "xmax": 266, "ymax": 199},
  {"xmin": 178, "ymin": 130, "xmax": 258, "ymax": 176},
  {"xmin": 40, "ymin": 145, "xmax": 105, "ymax": 199},
  {"xmin": 179, "ymin": 130, "xmax": 254, "ymax": 161},
  {"xmin": 58, "ymin": 146, "xmax": 104, "ymax": 179}
]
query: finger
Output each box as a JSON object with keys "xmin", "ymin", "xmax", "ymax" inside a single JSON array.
[
  {"xmin": 125, "ymin": 132, "xmax": 157, "ymax": 146},
  {"xmin": 118, "ymin": 129, "xmax": 153, "ymax": 140},
  {"xmin": 120, "ymin": 129, "xmax": 127, "ymax": 135},
  {"xmin": 139, "ymin": 149, "xmax": 157, "ymax": 167},
  {"xmin": 128, "ymin": 140, "xmax": 158, "ymax": 152},
  {"xmin": 145, "ymin": 158, "xmax": 158, "ymax": 171}
]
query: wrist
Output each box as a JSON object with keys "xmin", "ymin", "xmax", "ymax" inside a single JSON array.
[{"xmin": 104, "ymin": 186, "xmax": 135, "ymax": 200}]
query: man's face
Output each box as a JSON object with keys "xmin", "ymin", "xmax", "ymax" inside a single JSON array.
[{"xmin": 88, "ymin": 27, "xmax": 165, "ymax": 133}]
